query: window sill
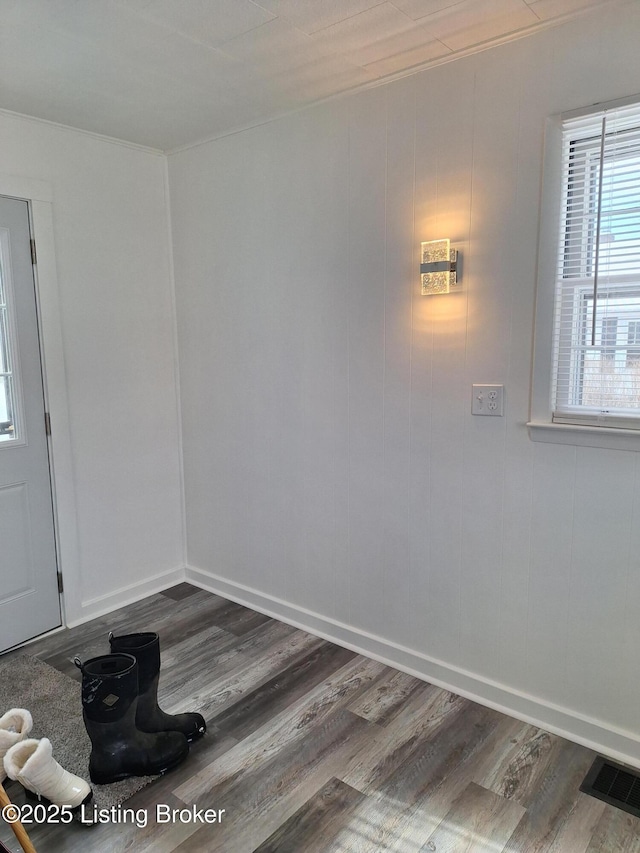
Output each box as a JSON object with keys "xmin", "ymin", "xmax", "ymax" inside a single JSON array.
[{"xmin": 527, "ymin": 420, "xmax": 640, "ymax": 452}]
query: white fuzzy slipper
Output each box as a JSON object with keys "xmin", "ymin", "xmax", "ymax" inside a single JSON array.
[
  {"xmin": 0, "ymin": 708, "xmax": 33, "ymax": 782},
  {"xmin": 3, "ymin": 738, "xmax": 91, "ymax": 810}
]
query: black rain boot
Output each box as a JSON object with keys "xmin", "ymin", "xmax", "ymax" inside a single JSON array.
[
  {"xmin": 108, "ymin": 632, "xmax": 206, "ymax": 743},
  {"xmin": 76, "ymin": 653, "xmax": 189, "ymax": 785}
]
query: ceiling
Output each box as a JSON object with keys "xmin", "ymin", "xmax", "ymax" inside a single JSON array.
[{"xmin": 0, "ymin": 0, "xmax": 622, "ymax": 151}]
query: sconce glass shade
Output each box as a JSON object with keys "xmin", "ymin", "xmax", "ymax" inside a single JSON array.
[{"xmin": 421, "ymin": 239, "xmax": 458, "ymax": 295}]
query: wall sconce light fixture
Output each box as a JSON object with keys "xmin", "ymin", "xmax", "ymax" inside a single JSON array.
[{"xmin": 420, "ymin": 239, "xmax": 459, "ymax": 295}]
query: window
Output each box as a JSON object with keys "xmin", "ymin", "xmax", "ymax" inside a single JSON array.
[{"xmin": 549, "ymin": 98, "xmax": 640, "ymax": 430}]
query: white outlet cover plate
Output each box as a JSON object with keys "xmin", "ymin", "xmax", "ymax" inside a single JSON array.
[{"xmin": 472, "ymin": 384, "xmax": 504, "ymax": 416}]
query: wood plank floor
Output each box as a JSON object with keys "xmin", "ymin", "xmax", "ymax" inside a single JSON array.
[{"xmin": 1, "ymin": 584, "xmax": 638, "ymax": 852}]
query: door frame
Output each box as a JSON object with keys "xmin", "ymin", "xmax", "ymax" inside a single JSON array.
[{"xmin": 0, "ymin": 173, "xmax": 79, "ymax": 628}]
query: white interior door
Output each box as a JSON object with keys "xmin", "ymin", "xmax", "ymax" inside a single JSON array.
[{"xmin": 0, "ymin": 196, "xmax": 61, "ymax": 651}]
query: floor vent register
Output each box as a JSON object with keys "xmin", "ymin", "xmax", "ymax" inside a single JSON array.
[{"xmin": 581, "ymin": 756, "xmax": 640, "ymax": 818}]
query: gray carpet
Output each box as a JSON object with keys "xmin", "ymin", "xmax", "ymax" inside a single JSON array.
[{"xmin": 0, "ymin": 654, "xmax": 156, "ymax": 810}]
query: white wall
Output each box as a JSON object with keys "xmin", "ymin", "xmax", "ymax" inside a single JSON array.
[
  {"xmin": 0, "ymin": 112, "xmax": 184, "ymax": 624},
  {"xmin": 169, "ymin": 1, "xmax": 640, "ymax": 763}
]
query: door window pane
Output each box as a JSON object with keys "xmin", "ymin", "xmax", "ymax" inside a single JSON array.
[{"xmin": 0, "ymin": 241, "xmax": 19, "ymax": 442}]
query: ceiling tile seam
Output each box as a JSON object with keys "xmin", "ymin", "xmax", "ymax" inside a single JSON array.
[
  {"xmin": 159, "ymin": 21, "xmax": 277, "ymax": 53},
  {"xmin": 248, "ymin": 0, "xmax": 391, "ymax": 36},
  {"xmin": 128, "ymin": 1, "xmax": 278, "ymax": 47},
  {"xmin": 526, "ymin": 3, "xmax": 544, "ymax": 22},
  {"xmin": 301, "ymin": 2, "xmax": 417, "ymax": 38},
  {"xmin": 387, "ymin": 0, "xmax": 469, "ymax": 25},
  {"xmin": 209, "ymin": 15, "xmax": 319, "ymax": 60},
  {"xmin": 514, "ymin": 0, "xmax": 544, "ymax": 24}
]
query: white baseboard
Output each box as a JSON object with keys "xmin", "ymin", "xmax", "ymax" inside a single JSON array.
[
  {"xmin": 186, "ymin": 563, "xmax": 640, "ymax": 770},
  {"xmin": 65, "ymin": 565, "xmax": 186, "ymax": 628}
]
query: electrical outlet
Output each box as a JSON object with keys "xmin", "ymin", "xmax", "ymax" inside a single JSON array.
[{"xmin": 472, "ymin": 384, "xmax": 504, "ymax": 416}]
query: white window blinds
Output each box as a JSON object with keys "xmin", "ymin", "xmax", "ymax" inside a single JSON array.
[{"xmin": 552, "ymin": 99, "xmax": 640, "ymax": 428}]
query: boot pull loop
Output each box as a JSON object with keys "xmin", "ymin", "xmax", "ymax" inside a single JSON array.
[
  {"xmin": 73, "ymin": 656, "xmax": 82, "ymax": 669},
  {"xmin": 108, "ymin": 631, "xmax": 114, "ymax": 642}
]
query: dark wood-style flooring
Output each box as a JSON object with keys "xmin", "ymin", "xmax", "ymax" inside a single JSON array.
[{"xmin": 1, "ymin": 584, "xmax": 638, "ymax": 852}]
